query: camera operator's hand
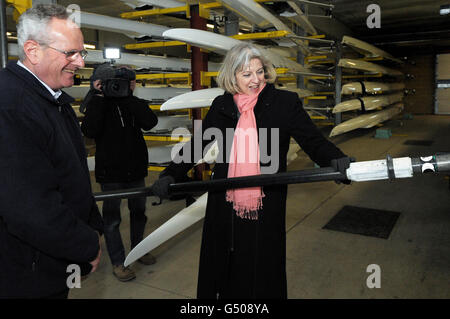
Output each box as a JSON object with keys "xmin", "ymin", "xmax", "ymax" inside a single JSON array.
[{"xmin": 92, "ymin": 80, "xmax": 104, "ymax": 96}]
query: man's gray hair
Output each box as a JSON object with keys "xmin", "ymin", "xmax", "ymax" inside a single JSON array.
[
  {"xmin": 217, "ymin": 42, "xmax": 277, "ymax": 95},
  {"xmin": 17, "ymin": 4, "xmax": 69, "ymax": 61}
]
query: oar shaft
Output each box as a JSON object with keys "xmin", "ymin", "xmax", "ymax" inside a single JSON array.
[
  {"xmin": 93, "ymin": 167, "xmax": 344, "ymax": 201},
  {"xmin": 92, "ymin": 153, "xmax": 450, "ymax": 202},
  {"xmin": 169, "ymin": 167, "xmax": 343, "ymax": 193}
]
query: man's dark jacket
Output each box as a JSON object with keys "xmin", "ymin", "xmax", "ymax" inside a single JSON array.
[
  {"xmin": 81, "ymin": 93, "xmax": 158, "ymax": 183},
  {"xmin": 0, "ymin": 62, "xmax": 103, "ymax": 298}
]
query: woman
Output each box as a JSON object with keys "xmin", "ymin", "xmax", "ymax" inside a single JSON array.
[{"xmin": 152, "ymin": 43, "xmax": 350, "ymax": 299}]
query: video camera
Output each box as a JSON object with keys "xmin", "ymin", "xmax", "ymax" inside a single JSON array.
[{"xmin": 92, "ymin": 64, "xmax": 136, "ymax": 98}]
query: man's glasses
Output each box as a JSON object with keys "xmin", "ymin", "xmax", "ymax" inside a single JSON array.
[{"xmin": 47, "ymin": 46, "xmax": 88, "ymax": 61}]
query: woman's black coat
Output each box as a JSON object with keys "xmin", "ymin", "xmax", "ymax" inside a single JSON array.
[{"xmin": 162, "ymin": 83, "xmax": 346, "ymax": 299}]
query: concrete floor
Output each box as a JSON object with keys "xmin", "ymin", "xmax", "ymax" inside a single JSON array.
[{"xmin": 69, "ymin": 114, "xmax": 450, "ymax": 299}]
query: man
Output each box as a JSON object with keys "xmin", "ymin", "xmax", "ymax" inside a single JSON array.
[
  {"xmin": 0, "ymin": 4, "xmax": 103, "ymax": 298},
  {"xmin": 81, "ymin": 64, "xmax": 158, "ymax": 282}
]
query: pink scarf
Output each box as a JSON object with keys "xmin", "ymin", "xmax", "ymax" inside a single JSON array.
[{"xmin": 226, "ymin": 83, "xmax": 266, "ymax": 219}]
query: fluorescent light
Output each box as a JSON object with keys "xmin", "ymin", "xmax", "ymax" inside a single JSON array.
[
  {"xmin": 103, "ymin": 47, "xmax": 121, "ymax": 59},
  {"xmin": 440, "ymin": 4, "xmax": 450, "ymax": 15},
  {"xmin": 84, "ymin": 43, "xmax": 96, "ymax": 50},
  {"xmin": 206, "ymin": 23, "xmax": 215, "ymax": 29}
]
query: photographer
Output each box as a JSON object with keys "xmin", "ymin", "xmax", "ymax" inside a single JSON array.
[{"xmin": 81, "ymin": 64, "xmax": 158, "ymax": 282}]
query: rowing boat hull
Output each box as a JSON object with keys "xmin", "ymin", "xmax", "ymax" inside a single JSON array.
[
  {"xmin": 286, "ymin": 1, "xmax": 317, "ymax": 35},
  {"xmin": 280, "ymin": 87, "xmax": 314, "ymax": 98},
  {"xmin": 147, "ymin": 115, "xmax": 192, "ymax": 134},
  {"xmin": 7, "ymin": 43, "xmax": 220, "ymax": 72},
  {"xmin": 124, "ymin": 192, "xmax": 208, "ymax": 266},
  {"xmin": 338, "ymin": 58, "xmax": 403, "ymax": 76},
  {"xmin": 84, "ymin": 50, "xmax": 220, "ymax": 72},
  {"xmin": 163, "ymin": 28, "xmax": 240, "ymax": 55},
  {"xmin": 80, "ymin": 11, "xmax": 168, "ymax": 38},
  {"xmin": 341, "ymin": 81, "xmax": 405, "ymax": 95},
  {"xmin": 333, "ymin": 92, "xmax": 403, "ymax": 113},
  {"xmin": 62, "ymin": 85, "xmax": 191, "ymax": 103},
  {"xmin": 342, "ymin": 36, "xmax": 403, "ymax": 64},
  {"xmin": 121, "ymin": 0, "xmax": 184, "ymax": 9},
  {"xmin": 217, "ymin": 0, "xmax": 310, "ymax": 54},
  {"xmin": 219, "ymin": 0, "xmax": 290, "ymax": 31},
  {"xmin": 162, "ymin": 28, "xmax": 312, "ymax": 74},
  {"xmin": 329, "ymin": 103, "xmax": 403, "ymax": 137},
  {"xmin": 161, "ymin": 86, "xmax": 314, "ymax": 111},
  {"xmin": 161, "ymin": 88, "xmax": 225, "ymax": 110}
]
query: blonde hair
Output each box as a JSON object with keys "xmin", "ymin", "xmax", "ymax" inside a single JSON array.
[{"xmin": 217, "ymin": 43, "xmax": 277, "ymax": 95}]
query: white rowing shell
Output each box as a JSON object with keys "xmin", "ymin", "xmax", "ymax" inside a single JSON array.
[
  {"xmin": 218, "ymin": 0, "xmax": 310, "ymax": 54},
  {"xmin": 219, "ymin": 0, "xmax": 291, "ymax": 32},
  {"xmin": 338, "ymin": 58, "xmax": 403, "ymax": 76},
  {"xmin": 163, "ymin": 28, "xmax": 240, "ymax": 55},
  {"xmin": 84, "ymin": 49, "xmax": 221, "ymax": 72},
  {"xmin": 341, "ymin": 81, "xmax": 405, "ymax": 95},
  {"xmin": 333, "ymin": 92, "xmax": 404, "ymax": 113},
  {"xmin": 124, "ymin": 192, "xmax": 209, "ymax": 266},
  {"xmin": 62, "ymin": 85, "xmax": 191, "ymax": 103},
  {"xmin": 120, "ymin": 0, "xmax": 184, "ymax": 9},
  {"xmin": 329, "ymin": 103, "xmax": 404, "ymax": 137},
  {"xmin": 161, "ymin": 88, "xmax": 225, "ymax": 110},
  {"xmin": 7, "ymin": 43, "xmax": 220, "ymax": 73},
  {"xmin": 147, "ymin": 115, "xmax": 192, "ymax": 134},
  {"xmin": 162, "ymin": 28, "xmax": 313, "ymax": 74},
  {"xmin": 280, "ymin": 87, "xmax": 314, "ymax": 98},
  {"xmin": 286, "ymin": 1, "xmax": 317, "ymax": 35},
  {"xmin": 161, "ymin": 86, "xmax": 314, "ymax": 111},
  {"xmin": 342, "ymin": 36, "xmax": 403, "ymax": 64},
  {"xmin": 80, "ymin": 11, "xmax": 168, "ymax": 39}
]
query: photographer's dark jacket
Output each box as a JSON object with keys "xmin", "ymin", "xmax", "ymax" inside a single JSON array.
[
  {"xmin": 81, "ymin": 93, "xmax": 158, "ymax": 183},
  {"xmin": 0, "ymin": 62, "xmax": 103, "ymax": 298}
]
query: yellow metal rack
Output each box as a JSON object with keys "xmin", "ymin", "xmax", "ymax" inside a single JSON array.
[
  {"xmin": 123, "ymin": 30, "xmax": 291, "ymax": 51},
  {"xmin": 6, "ymin": 0, "xmax": 32, "ymax": 21},
  {"xmin": 137, "ymin": 72, "xmax": 192, "ymax": 85},
  {"xmin": 124, "ymin": 41, "xmax": 187, "ymax": 50},
  {"xmin": 121, "ymin": 4, "xmax": 190, "ymax": 20},
  {"xmin": 120, "ymin": 1, "xmax": 291, "ymax": 20}
]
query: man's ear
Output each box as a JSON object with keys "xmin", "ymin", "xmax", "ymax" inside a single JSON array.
[{"xmin": 23, "ymin": 40, "xmax": 42, "ymax": 65}]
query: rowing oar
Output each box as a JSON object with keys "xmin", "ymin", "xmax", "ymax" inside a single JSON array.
[
  {"xmin": 117, "ymin": 153, "xmax": 449, "ymax": 266},
  {"xmin": 93, "ymin": 153, "xmax": 450, "ymax": 202}
]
